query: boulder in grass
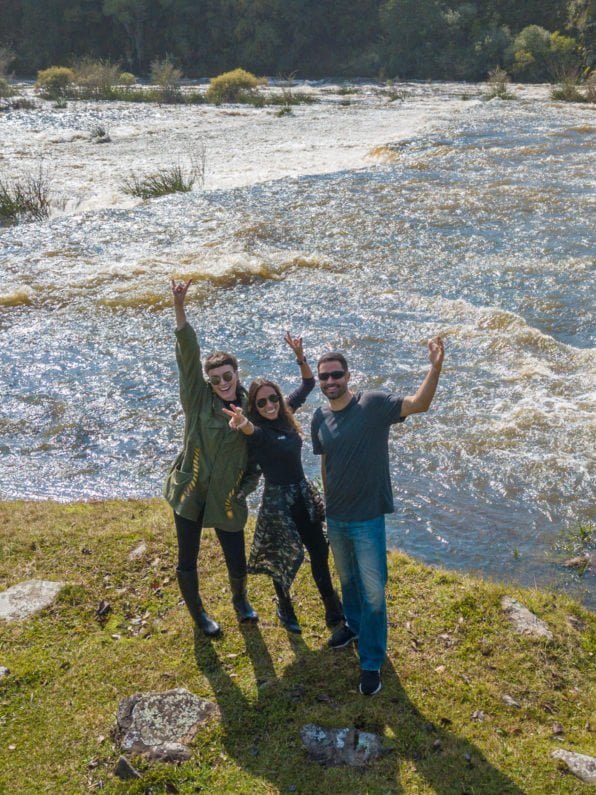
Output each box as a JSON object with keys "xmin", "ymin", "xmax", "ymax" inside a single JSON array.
[
  {"xmin": 0, "ymin": 580, "xmax": 64, "ymax": 622},
  {"xmin": 116, "ymin": 688, "xmax": 219, "ymax": 762},
  {"xmin": 552, "ymin": 749, "xmax": 596, "ymax": 784},
  {"xmin": 301, "ymin": 723, "xmax": 389, "ymax": 767},
  {"xmin": 501, "ymin": 597, "xmax": 553, "ymax": 640}
]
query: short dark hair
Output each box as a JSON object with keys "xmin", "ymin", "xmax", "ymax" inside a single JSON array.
[
  {"xmin": 317, "ymin": 351, "xmax": 348, "ymax": 371},
  {"xmin": 205, "ymin": 351, "xmax": 238, "ymax": 373}
]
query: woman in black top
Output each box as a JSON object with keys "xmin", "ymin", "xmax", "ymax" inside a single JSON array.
[{"xmin": 223, "ymin": 334, "xmax": 343, "ymax": 634}]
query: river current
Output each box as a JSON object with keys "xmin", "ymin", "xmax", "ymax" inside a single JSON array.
[{"xmin": 1, "ymin": 82, "xmax": 594, "ymax": 604}]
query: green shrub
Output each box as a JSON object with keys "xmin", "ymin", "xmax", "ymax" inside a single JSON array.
[
  {"xmin": 0, "ymin": 77, "xmax": 14, "ymax": 98},
  {"xmin": 0, "ymin": 163, "xmax": 51, "ymax": 225},
  {"xmin": 150, "ymin": 57, "xmax": 182, "ymax": 102},
  {"xmin": 72, "ymin": 58, "xmax": 120, "ymax": 98},
  {"xmin": 551, "ymin": 74, "xmax": 587, "ymax": 102},
  {"xmin": 118, "ymin": 71, "xmax": 136, "ymax": 86},
  {"xmin": 206, "ymin": 68, "xmax": 262, "ymax": 104},
  {"xmin": 36, "ymin": 66, "xmax": 75, "ymax": 99},
  {"xmin": 485, "ymin": 66, "xmax": 515, "ymax": 100},
  {"xmin": 121, "ymin": 164, "xmax": 194, "ymax": 199}
]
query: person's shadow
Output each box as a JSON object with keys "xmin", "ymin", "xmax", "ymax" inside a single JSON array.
[{"xmin": 194, "ymin": 625, "xmax": 524, "ymax": 794}]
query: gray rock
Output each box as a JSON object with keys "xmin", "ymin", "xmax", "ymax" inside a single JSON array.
[
  {"xmin": 501, "ymin": 694, "xmax": 521, "ymax": 708},
  {"xmin": 0, "ymin": 667, "xmax": 9, "ymax": 679},
  {"xmin": 301, "ymin": 723, "xmax": 389, "ymax": 767},
  {"xmin": 128, "ymin": 542, "xmax": 147, "ymax": 561},
  {"xmin": 501, "ymin": 597, "xmax": 553, "ymax": 640},
  {"xmin": 116, "ymin": 688, "xmax": 219, "ymax": 761},
  {"xmin": 0, "ymin": 580, "xmax": 64, "ymax": 622},
  {"xmin": 114, "ymin": 755, "xmax": 141, "ymax": 780},
  {"xmin": 552, "ymin": 749, "xmax": 596, "ymax": 784}
]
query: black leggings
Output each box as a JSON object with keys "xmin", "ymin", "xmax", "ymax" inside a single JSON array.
[
  {"xmin": 174, "ymin": 511, "xmax": 247, "ymax": 579},
  {"xmin": 282, "ymin": 498, "xmax": 334, "ymax": 599}
]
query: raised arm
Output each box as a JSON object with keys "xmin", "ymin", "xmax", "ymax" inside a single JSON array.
[
  {"xmin": 171, "ymin": 278, "xmax": 192, "ymax": 330},
  {"xmin": 400, "ymin": 336, "xmax": 444, "ymax": 418},
  {"xmin": 284, "ymin": 331, "xmax": 314, "ymax": 380},
  {"xmin": 284, "ymin": 331, "xmax": 315, "ymax": 412}
]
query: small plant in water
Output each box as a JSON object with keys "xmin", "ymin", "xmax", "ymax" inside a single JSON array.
[
  {"xmin": 121, "ymin": 149, "xmax": 204, "ymax": 199},
  {"xmin": 89, "ymin": 124, "xmax": 110, "ymax": 143},
  {"xmin": 0, "ymin": 161, "xmax": 51, "ymax": 225},
  {"xmin": 485, "ymin": 67, "xmax": 515, "ymax": 100}
]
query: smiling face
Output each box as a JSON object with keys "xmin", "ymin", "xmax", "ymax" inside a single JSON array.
[
  {"xmin": 254, "ymin": 384, "xmax": 281, "ymax": 421},
  {"xmin": 318, "ymin": 359, "xmax": 350, "ymax": 402},
  {"xmin": 207, "ymin": 364, "xmax": 238, "ymax": 402}
]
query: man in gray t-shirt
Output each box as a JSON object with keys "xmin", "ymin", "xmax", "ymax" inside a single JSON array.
[{"xmin": 311, "ymin": 339, "xmax": 444, "ymax": 696}]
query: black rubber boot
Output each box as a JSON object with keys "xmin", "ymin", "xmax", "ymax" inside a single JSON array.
[
  {"xmin": 322, "ymin": 591, "xmax": 344, "ymax": 629},
  {"xmin": 274, "ymin": 581, "xmax": 301, "ymax": 634},
  {"xmin": 229, "ymin": 576, "xmax": 258, "ymax": 623},
  {"xmin": 176, "ymin": 569, "xmax": 220, "ymax": 637}
]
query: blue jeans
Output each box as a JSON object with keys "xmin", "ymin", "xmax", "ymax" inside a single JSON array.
[{"xmin": 326, "ymin": 515, "xmax": 387, "ymax": 671}]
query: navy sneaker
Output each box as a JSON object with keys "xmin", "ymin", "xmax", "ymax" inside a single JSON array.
[
  {"xmin": 328, "ymin": 624, "xmax": 358, "ymax": 649},
  {"xmin": 359, "ymin": 670, "xmax": 382, "ymax": 696}
]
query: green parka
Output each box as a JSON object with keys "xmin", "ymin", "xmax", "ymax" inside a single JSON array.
[{"xmin": 163, "ymin": 322, "xmax": 259, "ymax": 531}]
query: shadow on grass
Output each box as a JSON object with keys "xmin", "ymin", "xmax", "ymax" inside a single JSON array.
[{"xmin": 194, "ymin": 626, "xmax": 523, "ymax": 794}]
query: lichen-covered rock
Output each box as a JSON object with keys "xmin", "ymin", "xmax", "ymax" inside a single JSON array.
[
  {"xmin": 301, "ymin": 723, "xmax": 389, "ymax": 767},
  {"xmin": 0, "ymin": 580, "xmax": 64, "ymax": 621},
  {"xmin": 116, "ymin": 688, "xmax": 219, "ymax": 761},
  {"xmin": 501, "ymin": 597, "xmax": 553, "ymax": 640},
  {"xmin": 552, "ymin": 749, "xmax": 596, "ymax": 784}
]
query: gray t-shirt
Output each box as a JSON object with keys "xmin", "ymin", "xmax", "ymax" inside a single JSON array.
[{"xmin": 311, "ymin": 391, "xmax": 405, "ymax": 522}]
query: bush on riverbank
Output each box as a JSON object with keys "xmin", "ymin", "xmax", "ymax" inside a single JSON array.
[
  {"xmin": 0, "ymin": 499, "xmax": 593, "ymax": 793},
  {"xmin": 206, "ymin": 68, "xmax": 263, "ymax": 104}
]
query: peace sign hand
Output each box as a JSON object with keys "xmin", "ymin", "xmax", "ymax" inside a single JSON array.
[
  {"xmin": 222, "ymin": 404, "xmax": 249, "ymax": 431},
  {"xmin": 284, "ymin": 330, "xmax": 304, "ymax": 360}
]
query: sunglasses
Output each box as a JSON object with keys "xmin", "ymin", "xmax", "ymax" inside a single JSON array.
[
  {"xmin": 256, "ymin": 394, "xmax": 281, "ymax": 409},
  {"xmin": 318, "ymin": 370, "xmax": 346, "ymax": 381},
  {"xmin": 209, "ymin": 371, "xmax": 235, "ymax": 386}
]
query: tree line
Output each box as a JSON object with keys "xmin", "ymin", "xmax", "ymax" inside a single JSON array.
[{"xmin": 1, "ymin": 0, "xmax": 593, "ymax": 81}]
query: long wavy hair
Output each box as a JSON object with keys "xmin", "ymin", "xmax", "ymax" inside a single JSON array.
[{"xmin": 247, "ymin": 378, "xmax": 302, "ymax": 436}]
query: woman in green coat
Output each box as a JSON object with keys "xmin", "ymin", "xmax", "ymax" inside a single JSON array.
[{"xmin": 164, "ymin": 279, "xmax": 260, "ymax": 636}]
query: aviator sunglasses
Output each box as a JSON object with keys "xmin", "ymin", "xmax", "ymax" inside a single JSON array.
[
  {"xmin": 209, "ymin": 371, "xmax": 235, "ymax": 386},
  {"xmin": 318, "ymin": 370, "xmax": 346, "ymax": 381},
  {"xmin": 256, "ymin": 393, "xmax": 281, "ymax": 409}
]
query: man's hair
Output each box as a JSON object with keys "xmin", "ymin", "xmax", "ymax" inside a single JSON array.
[
  {"xmin": 317, "ymin": 351, "xmax": 348, "ymax": 371},
  {"xmin": 204, "ymin": 351, "xmax": 238, "ymax": 373}
]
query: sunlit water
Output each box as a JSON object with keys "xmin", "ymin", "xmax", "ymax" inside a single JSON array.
[{"xmin": 1, "ymin": 82, "xmax": 594, "ymax": 604}]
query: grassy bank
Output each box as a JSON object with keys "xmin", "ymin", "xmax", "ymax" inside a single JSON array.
[{"xmin": 0, "ymin": 500, "xmax": 593, "ymax": 794}]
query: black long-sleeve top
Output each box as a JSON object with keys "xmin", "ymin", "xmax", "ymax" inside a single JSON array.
[{"xmin": 247, "ymin": 377, "xmax": 315, "ymax": 486}]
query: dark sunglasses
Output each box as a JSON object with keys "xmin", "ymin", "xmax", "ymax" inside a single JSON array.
[
  {"xmin": 256, "ymin": 394, "xmax": 280, "ymax": 409},
  {"xmin": 318, "ymin": 370, "xmax": 346, "ymax": 381},
  {"xmin": 209, "ymin": 371, "xmax": 235, "ymax": 386}
]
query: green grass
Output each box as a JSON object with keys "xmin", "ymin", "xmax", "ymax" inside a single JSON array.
[
  {"xmin": 0, "ymin": 166, "xmax": 50, "ymax": 225},
  {"xmin": 121, "ymin": 165, "xmax": 195, "ymax": 199},
  {"xmin": 0, "ymin": 500, "xmax": 594, "ymax": 794}
]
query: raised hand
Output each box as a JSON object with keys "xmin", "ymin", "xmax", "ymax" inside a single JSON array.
[
  {"xmin": 428, "ymin": 336, "xmax": 445, "ymax": 371},
  {"xmin": 222, "ymin": 404, "xmax": 249, "ymax": 431},
  {"xmin": 284, "ymin": 330, "xmax": 304, "ymax": 361},
  {"xmin": 171, "ymin": 278, "xmax": 192, "ymax": 306}
]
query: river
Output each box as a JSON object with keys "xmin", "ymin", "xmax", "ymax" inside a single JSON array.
[{"xmin": 1, "ymin": 80, "xmax": 594, "ymax": 605}]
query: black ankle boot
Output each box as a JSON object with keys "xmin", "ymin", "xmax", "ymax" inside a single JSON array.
[
  {"xmin": 322, "ymin": 591, "xmax": 344, "ymax": 629},
  {"xmin": 229, "ymin": 576, "xmax": 258, "ymax": 623},
  {"xmin": 274, "ymin": 582, "xmax": 301, "ymax": 634},
  {"xmin": 176, "ymin": 569, "xmax": 220, "ymax": 637}
]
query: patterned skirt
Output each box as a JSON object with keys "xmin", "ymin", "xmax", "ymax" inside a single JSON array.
[{"xmin": 247, "ymin": 478, "xmax": 325, "ymax": 593}]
